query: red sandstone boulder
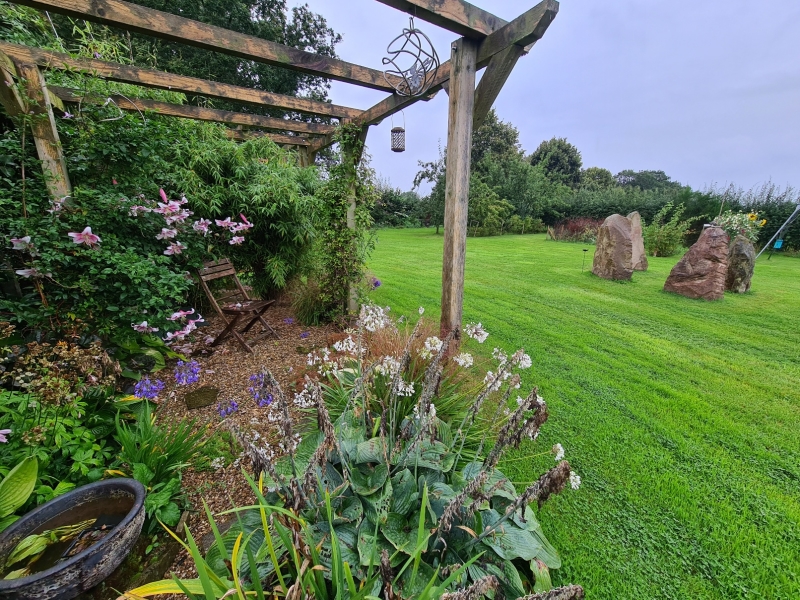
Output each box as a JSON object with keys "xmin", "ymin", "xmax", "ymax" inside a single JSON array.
[
  {"xmin": 664, "ymin": 226, "xmax": 729, "ymax": 300},
  {"xmin": 627, "ymin": 211, "xmax": 649, "ymax": 271}
]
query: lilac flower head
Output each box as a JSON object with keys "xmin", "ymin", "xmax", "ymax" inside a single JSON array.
[
  {"xmin": 62, "ymin": 111, "xmax": 73, "ymax": 119},
  {"xmin": 133, "ymin": 378, "xmax": 165, "ymax": 400},
  {"xmin": 300, "ymin": 331, "xmax": 310, "ymax": 339},
  {"xmin": 283, "ymin": 317, "xmax": 294, "ymax": 325},
  {"xmin": 174, "ymin": 360, "xmax": 201, "ymax": 385},
  {"xmin": 217, "ymin": 400, "xmax": 239, "ymax": 418},
  {"xmin": 248, "ymin": 372, "xmax": 273, "ymax": 407}
]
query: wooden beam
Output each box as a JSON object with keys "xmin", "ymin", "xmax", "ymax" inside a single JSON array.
[
  {"xmin": 13, "ymin": 0, "xmax": 401, "ymax": 93},
  {"xmin": 345, "ymin": 126, "xmax": 370, "ymax": 314},
  {"xmin": 0, "ymin": 41, "xmax": 362, "ymax": 120},
  {"xmin": 49, "ymin": 86, "xmax": 335, "ymax": 135},
  {"xmin": 374, "ymin": 0, "xmax": 506, "ymax": 38},
  {"xmin": 224, "ymin": 129, "xmax": 310, "ymax": 146},
  {"xmin": 13, "ymin": 63, "xmax": 71, "ymax": 200},
  {"xmin": 472, "ymin": 44, "xmax": 524, "ymax": 130},
  {"xmin": 476, "ymin": 0, "xmax": 559, "ymax": 67},
  {"xmin": 0, "ymin": 50, "xmax": 25, "ymax": 116},
  {"xmin": 440, "ymin": 38, "xmax": 477, "ymax": 341}
]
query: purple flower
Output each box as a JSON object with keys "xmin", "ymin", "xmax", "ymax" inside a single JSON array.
[
  {"xmin": 133, "ymin": 378, "xmax": 165, "ymax": 400},
  {"xmin": 217, "ymin": 400, "xmax": 239, "ymax": 418},
  {"xmin": 93, "ymin": 52, "xmax": 102, "ymax": 59},
  {"xmin": 371, "ymin": 277, "xmax": 381, "ymax": 289},
  {"xmin": 300, "ymin": 331, "xmax": 310, "ymax": 339},
  {"xmin": 283, "ymin": 317, "xmax": 294, "ymax": 325},
  {"xmin": 62, "ymin": 111, "xmax": 73, "ymax": 119},
  {"xmin": 0, "ymin": 429, "xmax": 11, "ymax": 443},
  {"xmin": 174, "ymin": 360, "xmax": 201, "ymax": 385}
]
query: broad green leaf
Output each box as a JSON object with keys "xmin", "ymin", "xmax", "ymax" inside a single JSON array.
[
  {"xmin": 350, "ymin": 463, "xmax": 388, "ymax": 496},
  {"xmin": 132, "ymin": 463, "xmax": 155, "ymax": 486},
  {"xmin": 382, "ymin": 513, "xmax": 420, "ymax": 554},
  {"xmin": 479, "ymin": 509, "xmax": 543, "ymax": 561},
  {"xmin": 361, "ymin": 477, "xmax": 393, "ymax": 525},
  {"xmin": 0, "ymin": 456, "xmax": 37, "ymax": 518},
  {"xmin": 390, "ymin": 469, "xmax": 418, "ymax": 515},
  {"xmin": 353, "ymin": 438, "xmax": 387, "ymax": 464},
  {"xmin": 357, "ymin": 519, "xmax": 400, "ymax": 567},
  {"xmin": 159, "ymin": 502, "xmax": 182, "ymax": 526},
  {"xmin": 124, "ymin": 578, "xmax": 208, "ymax": 597},
  {"xmin": 0, "ymin": 514, "xmax": 19, "ymax": 533},
  {"xmin": 396, "ymin": 559, "xmax": 438, "ymax": 599},
  {"xmin": 531, "ymin": 558, "xmax": 553, "ymax": 593}
]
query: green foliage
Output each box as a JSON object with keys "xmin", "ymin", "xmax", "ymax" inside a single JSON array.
[
  {"xmin": 580, "ymin": 167, "xmax": 615, "ymax": 190},
  {"xmin": 372, "ymin": 183, "xmax": 422, "ymax": 228},
  {"xmin": 467, "ymin": 176, "xmax": 515, "ymax": 237},
  {"xmin": 643, "ymin": 201, "xmax": 699, "ymax": 257},
  {"xmin": 0, "ymin": 456, "xmax": 37, "ymax": 532},
  {"xmin": 615, "ymin": 169, "xmax": 683, "ymax": 191},
  {"xmin": 529, "ymin": 138, "xmax": 583, "ymax": 188},
  {"xmin": 712, "ymin": 210, "xmax": 766, "ymax": 244}
]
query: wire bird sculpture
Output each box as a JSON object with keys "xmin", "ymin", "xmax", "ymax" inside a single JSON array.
[{"xmin": 382, "ymin": 17, "xmax": 440, "ymax": 97}]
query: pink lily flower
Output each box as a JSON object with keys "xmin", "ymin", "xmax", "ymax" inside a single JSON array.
[
  {"xmin": 164, "ymin": 241, "xmax": 187, "ymax": 256},
  {"xmin": 193, "ymin": 219, "xmax": 212, "ymax": 236},
  {"xmin": 131, "ymin": 321, "xmax": 159, "ymax": 333},
  {"xmin": 68, "ymin": 226, "xmax": 101, "ymax": 247},
  {"xmin": 165, "ymin": 209, "xmax": 192, "ymax": 225},
  {"xmin": 15, "ymin": 268, "xmax": 48, "ymax": 279},
  {"xmin": 159, "ymin": 188, "xmax": 168, "ymax": 203},
  {"xmin": 168, "ymin": 308, "xmax": 195, "ymax": 321},
  {"xmin": 156, "ymin": 228, "xmax": 178, "ymax": 240},
  {"xmin": 0, "ymin": 429, "xmax": 11, "ymax": 443},
  {"xmin": 215, "ymin": 217, "xmax": 234, "ymax": 230},
  {"xmin": 229, "ymin": 236, "xmax": 245, "ymax": 245},
  {"xmin": 10, "ymin": 236, "xmax": 31, "ymax": 250},
  {"xmin": 129, "ymin": 205, "xmax": 152, "ymax": 216}
]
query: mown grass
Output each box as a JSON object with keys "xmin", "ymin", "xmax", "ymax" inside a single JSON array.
[{"xmin": 368, "ymin": 229, "xmax": 800, "ymax": 600}]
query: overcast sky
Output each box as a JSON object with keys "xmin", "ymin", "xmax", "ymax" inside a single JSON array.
[{"xmin": 290, "ymin": 0, "xmax": 800, "ymax": 194}]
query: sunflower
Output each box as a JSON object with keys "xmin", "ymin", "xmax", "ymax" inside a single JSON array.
[
  {"xmin": 748, "ymin": 213, "xmax": 757, "ymax": 221},
  {"xmin": 759, "ymin": 219, "xmax": 767, "ymax": 226}
]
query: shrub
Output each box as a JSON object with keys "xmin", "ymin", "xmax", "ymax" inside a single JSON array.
[
  {"xmin": 712, "ymin": 211, "xmax": 767, "ymax": 244},
  {"xmin": 131, "ymin": 308, "xmax": 583, "ymax": 599},
  {"xmin": 550, "ymin": 217, "xmax": 604, "ymax": 244},
  {"xmin": 643, "ymin": 202, "xmax": 699, "ymax": 257},
  {"xmin": 507, "ymin": 215, "xmax": 546, "ymax": 235}
]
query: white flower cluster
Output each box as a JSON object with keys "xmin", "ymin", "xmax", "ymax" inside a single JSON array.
[
  {"xmin": 412, "ymin": 401, "xmax": 437, "ymax": 422},
  {"xmin": 553, "ymin": 443, "xmax": 565, "ymax": 461},
  {"xmin": 516, "ymin": 353, "xmax": 532, "ymax": 369},
  {"xmin": 396, "ymin": 379, "xmax": 415, "ymax": 397},
  {"xmin": 307, "ymin": 348, "xmax": 341, "ymax": 377},
  {"xmin": 453, "ymin": 352, "xmax": 473, "ymax": 368},
  {"xmin": 374, "ymin": 355, "xmax": 402, "ymax": 378},
  {"xmin": 333, "ymin": 335, "xmax": 358, "ymax": 354},
  {"xmin": 464, "ymin": 322, "xmax": 489, "ymax": 343},
  {"xmin": 492, "ymin": 347, "xmax": 508, "ymax": 365},
  {"xmin": 279, "ymin": 433, "xmax": 302, "ymax": 454},
  {"xmin": 570, "ymin": 472, "xmax": 581, "ymax": 490},
  {"xmin": 418, "ymin": 306, "xmax": 425, "ymax": 315},
  {"xmin": 359, "ymin": 303, "xmax": 392, "ymax": 332},
  {"xmin": 419, "ymin": 336, "xmax": 443, "ymax": 360},
  {"xmin": 210, "ymin": 456, "xmax": 226, "ymax": 469},
  {"xmin": 293, "ymin": 384, "xmax": 315, "ymax": 409}
]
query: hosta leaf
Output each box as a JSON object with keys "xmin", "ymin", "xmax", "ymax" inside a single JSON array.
[
  {"xmin": 397, "ymin": 440, "xmax": 455, "ymax": 472},
  {"xmin": 382, "ymin": 512, "xmax": 419, "ymax": 554},
  {"xmin": 397, "ymin": 560, "xmax": 438, "ymax": 598},
  {"xmin": 531, "ymin": 558, "xmax": 553, "ymax": 593},
  {"xmin": 513, "ymin": 506, "xmax": 562, "ymax": 569},
  {"xmin": 0, "ymin": 514, "xmax": 19, "ymax": 533},
  {"xmin": 330, "ymin": 494, "xmax": 363, "ymax": 526},
  {"xmin": 357, "ymin": 519, "xmax": 401, "ymax": 567},
  {"xmin": 353, "ymin": 438, "xmax": 387, "ymax": 464},
  {"xmin": 361, "ymin": 477, "xmax": 393, "ymax": 525},
  {"xmin": 427, "ymin": 482, "xmax": 456, "ymax": 517},
  {"xmin": 390, "ymin": 469, "xmax": 418, "ymax": 515},
  {"xmin": 479, "ymin": 509, "xmax": 543, "ymax": 561},
  {"xmin": 350, "ymin": 463, "xmax": 388, "ymax": 496},
  {"xmin": 0, "ymin": 456, "xmax": 37, "ymax": 518}
]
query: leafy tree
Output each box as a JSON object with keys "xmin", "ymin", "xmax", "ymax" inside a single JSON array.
[
  {"xmin": 471, "ymin": 109, "xmax": 522, "ymax": 165},
  {"xmin": 614, "ymin": 169, "xmax": 682, "ymax": 191},
  {"xmin": 529, "ymin": 137, "xmax": 583, "ymax": 188},
  {"xmin": 372, "ymin": 181, "xmax": 421, "ymax": 227},
  {"xmin": 467, "ymin": 175, "xmax": 514, "ymax": 236},
  {"xmin": 413, "ymin": 145, "xmax": 447, "ymax": 233},
  {"xmin": 581, "ymin": 166, "xmax": 615, "ymax": 190}
]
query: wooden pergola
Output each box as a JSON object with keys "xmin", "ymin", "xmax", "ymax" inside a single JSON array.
[{"xmin": 0, "ymin": 0, "xmax": 559, "ymax": 339}]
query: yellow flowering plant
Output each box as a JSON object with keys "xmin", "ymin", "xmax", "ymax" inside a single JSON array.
[{"xmin": 712, "ymin": 210, "xmax": 766, "ymax": 243}]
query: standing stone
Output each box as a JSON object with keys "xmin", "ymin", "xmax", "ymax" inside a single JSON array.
[
  {"xmin": 663, "ymin": 226, "xmax": 729, "ymax": 300},
  {"xmin": 725, "ymin": 234, "xmax": 756, "ymax": 293},
  {"xmin": 592, "ymin": 214, "xmax": 633, "ymax": 280},
  {"xmin": 627, "ymin": 211, "xmax": 649, "ymax": 271}
]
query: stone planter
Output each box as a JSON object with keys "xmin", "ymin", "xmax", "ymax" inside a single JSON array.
[{"xmin": 0, "ymin": 479, "xmax": 145, "ymax": 600}]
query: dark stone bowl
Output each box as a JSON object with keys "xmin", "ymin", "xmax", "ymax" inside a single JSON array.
[{"xmin": 0, "ymin": 479, "xmax": 145, "ymax": 600}]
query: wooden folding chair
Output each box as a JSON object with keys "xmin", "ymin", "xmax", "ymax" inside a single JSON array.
[{"xmin": 196, "ymin": 258, "xmax": 279, "ymax": 353}]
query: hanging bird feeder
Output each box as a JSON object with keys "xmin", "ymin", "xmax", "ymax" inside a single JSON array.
[
  {"xmin": 390, "ymin": 112, "xmax": 405, "ymax": 152},
  {"xmin": 382, "ymin": 16, "xmax": 440, "ymax": 97}
]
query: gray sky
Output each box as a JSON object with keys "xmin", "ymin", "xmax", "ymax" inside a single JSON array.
[{"xmin": 291, "ymin": 1, "xmax": 800, "ymax": 194}]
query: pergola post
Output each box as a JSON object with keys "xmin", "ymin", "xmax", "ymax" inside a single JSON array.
[
  {"xmin": 14, "ymin": 62, "xmax": 71, "ymax": 201},
  {"xmin": 344, "ymin": 126, "xmax": 370, "ymax": 314},
  {"xmin": 440, "ymin": 37, "xmax": 477, "ymax": 341}
]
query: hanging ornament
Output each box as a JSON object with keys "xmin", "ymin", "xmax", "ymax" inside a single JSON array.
[
  {"xmin": 382, "ymin": 17, "xmax": 440, "ymax": 97},
  {"xmin": 390, "ymin": 112, "xmax": 405, "ymax": 153}
]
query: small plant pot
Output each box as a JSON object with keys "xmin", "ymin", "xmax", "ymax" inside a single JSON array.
[{"xmin": 0, "ymin": 479, "xmax": 146, "ymax": 600}]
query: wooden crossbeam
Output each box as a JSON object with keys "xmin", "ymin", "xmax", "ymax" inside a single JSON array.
[
  {"xmin": 374, "ymin": 0, "xmax": 506, "ymax": 38},
  {"xmin": 0, "ymin": 41, "xmax": 362, "ymax": 120},
  {"xmin": 224, "ymin": 130, "xmax": 310, "ymax": 146},
  {"xmin": 49, "ymin": 86, "xmax": 336, "ymax": 135},
  {"xmin": 473, "ymin": 45, "xmax": 525, "ymax": 130},
  {"xmin": 13, "ymin": 0, "xmax": 402, "ymax": 93},
  {"xmin": 476, "ymin": 0, "xmax": 559, "ymax": 68},
  {"xmin": 0, "ymin": 51, "xmax": 26, "ymax": 116}
]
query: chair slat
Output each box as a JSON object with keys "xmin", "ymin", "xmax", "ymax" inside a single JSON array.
[{"xmin": 199, "ymin": 268, "xmax": 237, "ymax": 281}]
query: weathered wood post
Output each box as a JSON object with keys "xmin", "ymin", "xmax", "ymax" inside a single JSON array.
[
  {"xmin": 440, "ymin": 37, "xmax": 477, "ymax": 342},
  {"xmin": 343, "ymin": 126, "xmax": 369, "ymax": 315},
  {"xmin": 14, "ymin": 62, "xmax": 72, "ymax": 201}
]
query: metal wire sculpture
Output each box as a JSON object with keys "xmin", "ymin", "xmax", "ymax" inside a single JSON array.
[{"xmin": 382, "ymin": 17, "xmax": 440, "ymax": 97}]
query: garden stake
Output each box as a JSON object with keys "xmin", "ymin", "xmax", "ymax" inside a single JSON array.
[{"xmin": 582, "ymin": 248, "xmax": 588, "ymax": 271}]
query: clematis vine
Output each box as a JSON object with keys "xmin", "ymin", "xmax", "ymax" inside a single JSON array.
[
  {"xmin": 10, "ymin": 236, "xmax": 31, "ymax": 250},
  {"xmin": 192, "ymin": 218, "xmax": 212, "ymax": 236},
  {"xmin": 215, "ymin": 217, "xmax": 234, "ymax": 230},
  {"xmin": 229, "ymin": 236, "xmax": 245, "ymax": 245},
  {"xmin": 68, "ymin": 226, "xmax": 101, "ymax": 247},
  {"xmin": 0, "ymin": 429, "xmax": 11, "ymax": 443},
  {"xmin": 129, "ymin": 205, "xmax": 151, "ymax": 216},
  {"xmin": 168, "ymin": 308, "xmax": 195, "ymax": 321},
  {"xmin": 165, "ymin": 209, "xmax": 192, "ymax": 225},
  {"xmin": 131, "ymin": 321, "xmax": 159, "ymax": 333},
  {"xmin": 164, "ymin": 241, "xmax": 187, "ymax": 255},
  {"xmin": 156, "ymin": 228, "xmax": 178, "ymax": 240}
]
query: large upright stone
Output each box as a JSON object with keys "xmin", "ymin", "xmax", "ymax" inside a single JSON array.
[
  {"xmin": 726, "ymin": 234, "xmax": 756, "ymax": 293},
  {"xmin": 627, "ymin": 211, "xmax": 649, "ymax": 271},
  {"xmin": 592, "ymin": 214, "xmax": 633, "ymax": 280},
  {"xmin": 663, "ymin": 226, "xmax": 729, "ymax": 300}
]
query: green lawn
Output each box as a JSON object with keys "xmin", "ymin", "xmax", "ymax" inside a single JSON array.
[{"xmin": 367, "ymin": 229, "xmax": 800, "ymax": 600}]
